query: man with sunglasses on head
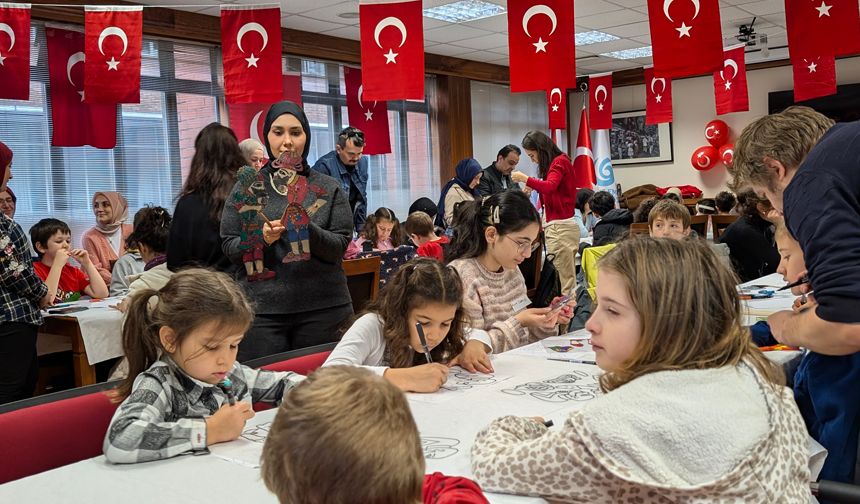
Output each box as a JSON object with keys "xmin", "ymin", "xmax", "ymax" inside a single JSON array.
[{"xmin": 312, "ymin": 127, "xmax": 369, "ymax": 234}]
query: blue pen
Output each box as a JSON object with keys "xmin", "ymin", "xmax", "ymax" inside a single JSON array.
[{"xmin": 217, "ymin": 378, "xmax": 236, "ymax": 406}]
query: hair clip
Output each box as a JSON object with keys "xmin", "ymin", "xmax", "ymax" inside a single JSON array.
[
  {"xmin": 491, "ymin": 205, "xmax": 501, "ymax": 225},
  {"xmin": 146, "ymin": 294, "xmax": 160, "ymax": 314}
]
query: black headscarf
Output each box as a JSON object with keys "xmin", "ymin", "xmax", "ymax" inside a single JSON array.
[{"xmin": 263, "ymin": 101, "xmax": 312, "ymax": 172}]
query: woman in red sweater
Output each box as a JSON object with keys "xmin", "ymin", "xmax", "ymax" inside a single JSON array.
[{"xmin": 511, "ymin": 130, "xmax": 580, "ymax": 299}]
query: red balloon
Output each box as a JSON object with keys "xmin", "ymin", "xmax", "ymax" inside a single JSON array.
[
  {"xmin": 719, "ymin": 143, "xmax": 734, "ymax": 168},
  {"xmin": 691, "ymin": 145, "xmax": 719, "ymax": 171},
  {"xmin": 704, "ymin": 119, "xmax": 729, "ymax": 147}
]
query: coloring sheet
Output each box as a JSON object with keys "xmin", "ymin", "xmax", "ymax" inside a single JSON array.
[
  {"xmin": 539, "ymin": 330, "xmax": 596, "ymax": 363},
  {"xmin": 209, "ymin": 416, "xmax": 275, "ymax": 468},
  {"xmin": 408, "ymin": 366, "xmax": 514, "ymax": 404}
]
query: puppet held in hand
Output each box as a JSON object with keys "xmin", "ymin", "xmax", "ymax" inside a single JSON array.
[
  {"xmin": 233, "ymin": 165, "xmax": 275, "ymax": 282},
  {"xmin": 270, "ymin": 151, "xmax": 328, "ymax": 263}
]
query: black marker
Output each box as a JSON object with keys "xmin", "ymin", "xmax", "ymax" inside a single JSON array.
[
  {"xmin": 218, "ymin": 378, "xmax": 236, "ymax": 406},
  {"xmin": 416, "ymin": 323, "xmax": 433, "ymax": 364},
  {"xmin": 778, "ymin": 275, "xmax": 809, "ymax": 291},
  {"xmin": 543, "ymin": 419, "xmax": 554, "ymax": 428}
]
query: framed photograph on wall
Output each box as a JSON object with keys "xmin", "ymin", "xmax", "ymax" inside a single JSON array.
[{"xmin": 609, "ymin": 110, "xmax": 673, "ymax": 165}]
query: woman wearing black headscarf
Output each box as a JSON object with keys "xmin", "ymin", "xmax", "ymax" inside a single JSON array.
[
  {"xmin": 221, "ymin": 102, "xmax": 354, "ymax": 361},
  {"xmin": 436, "ymin": 158, "xmax": 483, "ymax": 228}
]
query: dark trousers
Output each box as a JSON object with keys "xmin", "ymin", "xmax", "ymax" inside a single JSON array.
[
  {"xmin": 239, "ymin": 303, "xmax": 353, "ymax": 362},
  {"xmin": 0, "ymin": 322, "xmax": 39, "ymax": 405}
]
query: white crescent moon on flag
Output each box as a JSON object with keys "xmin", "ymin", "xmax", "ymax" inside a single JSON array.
[
  {"xmin": 237, "ymin": 22, "xmax": 269, "ymax": 54},
  {"xmin": 705, "ymin": 125, "xmax": 717, "ymax": 139},
  {"xmin": 66, "ymin": 51, "xmax": 85, "ymax": 87},
  {"xmin": 357, "ymin": 84, "xmax": 377, "ymax": 109},
  {"xmin": 98, "ymin": 26, "xmax": 128, "ymax": 56},
  {"xmin": 522, "ymin": 5, "xmax": 557, "ymax": 38},
  {"xmin": 662, "ymin": 0, "xmax": 699, "ymax": 22},
  {"xmin": 595, "ymin": 84, "xmax": 607, "ymax": 103},
  {"xmin": 374, "ymin": 17, "xmax": 407, "ymax": 49},
  {"xmin": 250, "ymin": 111, "xmax": 263, "ymax": 143},
  {"xmin": 0, "ymin": 23, "xmax": 14, "ymax": 52},
  {"xmin": 697, "ymin": 153, "xmax": 711, "ymax": 167},
  {"xmin": 650, "ymin": 77, "xmax": 666, "ymax": 94},
  {"xmin": 550, "ymin": 87, "xmax": 562, "ymax": 104},
  {"xmin": 720, "ymin": 58, "xmax": 738, "ymax": 82}
]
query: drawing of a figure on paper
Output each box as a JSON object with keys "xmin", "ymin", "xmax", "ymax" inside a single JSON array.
[
  {"xmin": 501, "ymin": 372, "xmax": 601, "ymax": 403},
  {"xmin": 422, "ymin": 437, "xmax": 460, "ymax": 459}
]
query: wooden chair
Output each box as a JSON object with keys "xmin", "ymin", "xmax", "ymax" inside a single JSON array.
[
  {"xmin": 630, "ymin": 222, "xmax": 650, "ymax": 236},
  {"xmin": 711, "ymin": 214, "xmax": 739, "ymax": 241},
  {"xmin": 343, "ymin": 256, "xmax": 381, "ymax": 314},
  {"xmin": 690, "ymin": 214, "xmax": 709, "ymax": 237}
]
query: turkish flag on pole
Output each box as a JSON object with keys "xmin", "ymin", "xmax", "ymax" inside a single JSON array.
[
  {"xmin": 0, "ymin": 3, "xmax": 30, "ymax": 100},
  {"xmin": 46, "ymin": 27, "xmax": 117, "ymax": 148},
  {"xmin": 589, "ymin": 73, "xmax": 613, "ymax": 130},
  {"xmin": 228, "ymin": 72, "xmax": 302, "ymax": 146},
  {"xmin": 221, "ymin": 5, "xmax": 283, "ymax": 104},
  {"xmin": 359, "ymin": 0, "xmax": 424, "ymax": 101},
  {"xmin": 786, "ymin": 0, "xmax": 860, "ymax": 60},
  {"xmin": 646, "ymin": 0, "xmax": 723, "ymax": 78},
  {"xmin": 84, "ymin": 6, "xmax": 142, "ymax": 104},
  {"xmin": 547, "ymin": 87, "xmax": 567, "ymax": 129},
  {"xmin": 644, "ymin": 66, "xmax": 673, "ymax": 124},
  {"xmin": 572, "ymin": 108, "xmax": 596, "ymax": 189},
  {"xmin": 713, "ymin": 44, "xmax": 749, "ymax": 115},
  {"xmin": 508, "ymin": 0, "xmax": 576, "ymax": 93},
  {"xmin": 344, "ymin": 66, "xmax": 391, "ymax": 155},
  {"xmin": 793, "ymin": 56, "xmax": 837, "ymax": 102}
]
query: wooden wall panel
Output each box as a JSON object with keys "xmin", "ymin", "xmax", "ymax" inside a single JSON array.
[{"xmin": 435, "ymin": 75, "xmax": 474, "ymax": 187}]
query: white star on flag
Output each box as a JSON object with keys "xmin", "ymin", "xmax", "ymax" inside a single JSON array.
[
  {"xmin": 0, "ymin": 52, "xmax": 5, "ymax": 66},
  {"xmin": 533, "ymin": 37, "xmax": 548, "ymax": 53},
  {"xmin": 808, "ymin": 61, "xmax": 818, "ymax": 73},
  {"xmin": 598, "ymin": 103, "xmax": 604, "ymax": 111},
  {"xmin": 676, "ymin": 22, "xmax": 692, "ymax": 38},
  {"xmin": 384, "ymin": 49, "xmax": 398, "ymax": 64},
  {"xmin": 107, "ymin": 57, "xmax": 120, "ymax": 71},
  {"xmin": 245, "ymin": 53, "xmax": 259, "ymax": 68},
  {"xmin": 724, "ymin": 81, "xmax": 732, "ymax": 90},
  {"xmin": 655, "ymin": 94, "xmax": 663, "ymax": 103},
  {"xmin": 364, "ymin": 109, "xmax": 374, "ymax": 121},
  {"xmin": 78, "ymin": 90, "xmax": 85, "ymax": 102},
  {"xmin": 552, "ymin": 104, "xmax": 559, "ymax": 112},
  {"xmin": 816, "ymin": 1, "xmax": 832, "ymax": 17}
]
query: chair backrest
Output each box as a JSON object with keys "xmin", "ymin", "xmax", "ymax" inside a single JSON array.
[
  {"xmin": 343, "ymin": 255, "xmax": 381, "ymax": 314},
  {"xmin": 690, "ymin": 214, "xmax": 709, "ymax": 237},
  {"xmin": 244, "ymin": 343, "xmax": 338, "ymax": 412},
  {"xmin": 630, "ymin": 222, "xmax": 650, "ymax": 236},
  {"xmin": 711, "ymin": 214, "xmax": 739, "ymax": 241},
  {"xmin": 0, "ymin": 382, "xmax": 120, "ymax": 484},
  {"xmin": 581, "ymin": 243, "xmax": 617, "ymax": 300}
]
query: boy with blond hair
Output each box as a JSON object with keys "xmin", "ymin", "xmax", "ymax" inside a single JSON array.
[
  {"xmin": 261, "ymin": 365, "xmax": 488, "ymax": 504},
  {"xmin": 647, "ymin": 199, "xmax": 691, "ymax": 240}
]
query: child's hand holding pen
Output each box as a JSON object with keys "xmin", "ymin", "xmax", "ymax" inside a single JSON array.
[{"xmin": 205, "ymin": 401, "xmax": 254, "ymax": 445}]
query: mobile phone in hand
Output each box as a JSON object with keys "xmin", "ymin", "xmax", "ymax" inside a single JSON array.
[{"xmin": 547, "ymin": 294, "xmax": 572, "ymax": 314}]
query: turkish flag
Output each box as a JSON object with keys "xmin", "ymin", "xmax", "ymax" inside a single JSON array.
[
  {"xmin": 508, "ymin": 0, "xmax": 576, "ymax": 93},
  {"xmin": 572, "ymin": 108, "xmax": 596, "ymax": 189},
  {"xmin": 786, "ymin": 0, "xmax": 860, "ymax": 60},
  {"xmin": 713, "ymin": 44, "xmax": 749, "ymax": 115},
  {"xmin": 793, "ymin": 56, "xmax": 837, "ymax": 102},
  {"xmin": 228, "ymin": 72, "xmax": 302, "ymax": 146},
  {"xmin": 344, "ymin": 66, "xmax": 391, "ymax": 155},
  {"xmin": 647, "ymin": 0, "xmax": 723, "ymax": 78},
  {"xmin": 84, "ymin": 6, "xmax": 142, "ymax": 104},
  {"xmin": 46, "ymin": 27, "xmax": 117, "ymax": 149},
  {"xmin": 644, "ymin": 66, "xmax": 673, "ymax": 124},
  {"xmin": 589, "ymin": 73, "xmax": 613, "ymax": 130},
  {"xmin": 221, "ymin": 6, "xmax": 283, "ymax": 104},
  {"xmin": 547, "ymin": 87, "xmax": 567, "ymax": 129},
  {"xmin": 359, "ymin": 0, "xmax": 424, "ymax": 101},
  {"xmin": 0, "ymin": 3, "xmax": 30, "ymax": 100}
]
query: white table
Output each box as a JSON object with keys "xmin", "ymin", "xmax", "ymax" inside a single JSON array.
[{"xmin": 0, "ymin": 352, "xmax": 601, "ymax": 503}]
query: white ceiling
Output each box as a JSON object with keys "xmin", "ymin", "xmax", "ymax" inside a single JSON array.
[{"xmin": 149, "ymin": 0, "xmax": 790, "ymax": 74}]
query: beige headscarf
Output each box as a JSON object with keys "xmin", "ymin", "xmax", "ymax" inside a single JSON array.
[{"xmin": 92, "ymin": 191, "xmax": 129, "ymax": 234}]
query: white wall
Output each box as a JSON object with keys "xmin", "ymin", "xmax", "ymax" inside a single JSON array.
[{"xmin": 568, "ymin": 56, "xmax": 860, "ymax": 197}]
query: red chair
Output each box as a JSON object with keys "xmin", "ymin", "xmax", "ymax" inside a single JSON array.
[
  {"xmin": 244, "ymin": 342, "xmax": 337, "ymax": 411},
  {"xmin": 0, "ymin": 381, "xmax": 120, "ymax": 484}
]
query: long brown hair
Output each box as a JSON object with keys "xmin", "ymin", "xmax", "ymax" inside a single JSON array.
[
  {"xmin": 112, "ymin": 268, "xmax": 255, "ymax": 401},
  {"xmin": 596, "ymin": 238, "xmax": 784, "ymax": 392},
  {"xmin": 363, "ymin": 258, "xmax": 467, "ymax": 368},
  {"xmin": 179, "ymin": 123, "xmax": 246, "ymax": 223},
  {"xmin": 521, "ymin": 130, "xmax": 564, "ymax": 179},
  {"xmin": 362, "ymin": 207, "xmax": 403, "ymax": 247}
]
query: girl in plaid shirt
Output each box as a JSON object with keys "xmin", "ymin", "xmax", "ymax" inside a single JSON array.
[{"xmin": 103, "ymin": 268, "xmax": 304, "ymax": 464}]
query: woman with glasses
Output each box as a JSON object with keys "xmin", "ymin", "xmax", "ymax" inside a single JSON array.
[
  {"xmin": 446, "ymin": 191, "xmax": 574, "ymax": 373},
  {"xmin": 344, "ymin": 207, "xmax": 403, "ymax": 259}
]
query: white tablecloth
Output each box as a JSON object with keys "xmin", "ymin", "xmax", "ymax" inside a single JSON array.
[{"xmin": 43, "ymin": 299, "xmax": 124, "ymax": 365}]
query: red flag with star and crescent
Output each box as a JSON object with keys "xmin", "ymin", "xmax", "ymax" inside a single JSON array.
[
  {"xmin": 344, "ymin": 66, "xmax": 391, "ymax": 155},
  {"xmin": 84, "ymin": 6, "xmax": 142, "ymax": 104},
  {"xmin": 547, "ymin": 87, "xmax": 567, "ymax": 129},
  {"xmin": 713, "ymin": 44, "xmax": 749, "ymax": 115},
  {"xmin": 46, "ymin": 27, "xmax": 117, "ymax": 148},
  {"xmin": 227, "ymin": 72, "xmax": 302, "ymax": 148},
  {"xmin": 793, "ymin": 56, "xmax": 837, "ymax": 102},
  {"xmin": 786, "ymin": 0, "xmax": 860, "ymax": 60},
  {"xmin": 646, "ymin": 0, "xmax": 723, "ymax": 78},
  {"xmin": 589, "ymin": 73, "xmax": 613, "ymax": 130},
  {"xmin": 359, "ymin": 0, "xmax": 424, "ymax": 101},
  {"xmin": 0, "ymin": 3, "xmax": 30, "ymax": 100},
  {"xmin": 507, "ymin": 0, "xmax": 576, "ymax": 93},
  {"xmin": 644, "ymin": 66, "xmax": 673, "ymax": 124},
  {"xmin": 572, "ymin": 107, "xmax": 596, "ymax": 189},
  {"xmin": 221, "ymin": 5, "xmax": 283, "ymax": 104}
]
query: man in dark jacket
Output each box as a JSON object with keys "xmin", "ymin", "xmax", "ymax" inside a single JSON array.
[
  {"xmin": 478, "ymin": 145, "xmax": 521, "ymax": 196},
  {"xmin": 589, "ymin": 190, "xmax": 632, "ymax": 245}
]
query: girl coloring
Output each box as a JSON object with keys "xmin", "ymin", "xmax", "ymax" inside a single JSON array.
[
  {"xmin": 103, "ymin": 269, "xmax": 304, "ymax": 464},
  {"xmin": 471, "ymin": 238, "xmax": 810, "ymax": 502},
  {"xmin": 323, "ymin": 258, "xmax": 492, "ymax": 392},
  {"xmin": 344, "ymin": 206, "xmax": 403, "ymax": 259}
]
